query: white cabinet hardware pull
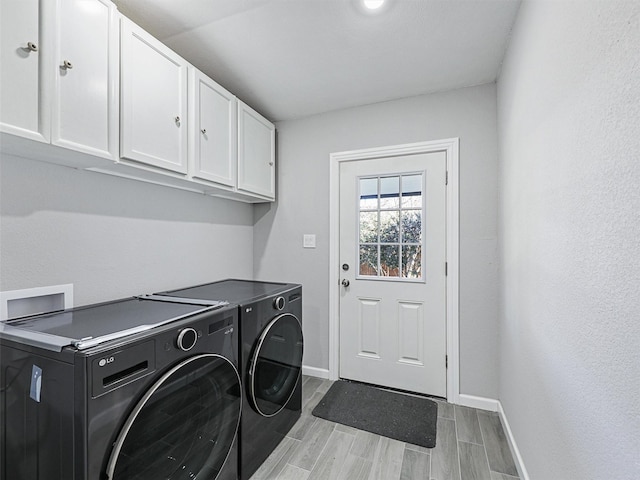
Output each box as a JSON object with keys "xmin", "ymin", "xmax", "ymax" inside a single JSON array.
[
  {"xmin": 201, "ymin": 128, "xmax": 206, "ymax": 134},
  {"xmin": 27, "ymin": 42, "xmax": 38, "ymax": 52},
  {"xmin": 62, "ymin": 60, "xmax": 73, "ymax": 69},
  {"xmin": 175, "ymin": 116, "xmax": 180, "ymax": 124}
]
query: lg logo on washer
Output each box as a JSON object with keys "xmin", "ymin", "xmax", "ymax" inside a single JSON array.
[{"xmin": 99, "ymin": 356, "xmax": 115, "ymax": 367}]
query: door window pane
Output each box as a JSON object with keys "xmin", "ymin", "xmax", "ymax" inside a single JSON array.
[
  {"xmin": 402, "ymin": 245, "xmax": 422, "ymax": 278},
  {"xmin": 357, "ymin": 173, "xmax": 424, "ymax": 280},
  {"xmin": 359, "ymin": 177, "xmax": 378, "ymax": 210},
  {"xmin": 379, "ymin": 211, "xmax": 399, "ymax": 243},
  {"xmin": 401, "ymin": 210, "xmax": 422, "ymax": 243},
  {"xmin": 401, "ymin": 174, "xmax": 422, "ymax": 208},
  {"xmin": 359, "ymin": 245, "xmax": 378, "ymax": 276},
  {"xmin": 380, "ymin": 176, "xmax": 400, "ymax": 209},
  {"xmin": 380, "ymin": 245, "xmax": 400, "ymax": 277},
  {"xmin": 359, "ymin": 211, "xmax": 378, "ymax": 243}
]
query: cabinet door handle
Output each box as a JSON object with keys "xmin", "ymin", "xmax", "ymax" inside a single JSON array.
[
  {"xmin": 201, "ymin": 128, "xmax": 206, "ymax": 134},
  {"xmin": 175, "ymin": 116, "xmax": 181, "ymax": 125},
  {"xmin": 61, "ymin": 60, "xmax": 73, "ymax": 69},
  {"xmin": 27, "ymin": 42, "xmax": 38, "ymax": 52},
  {"xmin": 269, "ymin": 162, "xmax": 274, "ymax": 166}
]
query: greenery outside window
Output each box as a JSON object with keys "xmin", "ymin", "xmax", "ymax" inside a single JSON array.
[{"xmin": 358, "ymin": 173, "xmax": 424, "ymax": 280}]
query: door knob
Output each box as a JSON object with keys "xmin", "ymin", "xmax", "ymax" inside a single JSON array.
[{"xmin": 341, "ymin": 279, "xmax": 350, "ymax": 287}]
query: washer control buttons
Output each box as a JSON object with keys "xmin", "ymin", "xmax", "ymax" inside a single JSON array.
[
  {"xmin": 273, "ymin": 296, "xmax": 285, "ymax": 311},
  {"xmin": 177, "ymin": 327, "xmax": 198, "ymax": 351}
]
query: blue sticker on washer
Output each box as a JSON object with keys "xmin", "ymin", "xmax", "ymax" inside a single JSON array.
[{"xmin": 30, "ymin": 365, "xmax": 42, "ymax": 402}]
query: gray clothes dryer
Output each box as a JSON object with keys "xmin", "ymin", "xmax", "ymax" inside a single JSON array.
[{"xmin": 156, "ymin": 279, "xmax": 303, "ymax": 480}]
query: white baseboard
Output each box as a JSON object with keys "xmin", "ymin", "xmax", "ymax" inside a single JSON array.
[
  {"xmin": 497, "ymin": 401, "xmax": 530, "ymax": 480},
  {"xmin": 302, "ymin": 365, "xmax": 330, "ymax": 379},
  {"xmin": 458, "ymin": 393, "xmax": 500, "ymax": 412},
  {"xmin": 457, "ymin": 395, "xmax": 529, "ymax": 479}
]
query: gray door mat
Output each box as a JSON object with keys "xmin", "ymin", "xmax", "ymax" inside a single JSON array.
[{"xmin": 312, "ymin": 380, "xmax": 438, "ymax": 448}]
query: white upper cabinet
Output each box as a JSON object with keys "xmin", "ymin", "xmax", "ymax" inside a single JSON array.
[
  {"xmin": 237, "ymin": 100, "xmax": 276, "ymax": 200},
  {"xmin": 0, "ymin": 0, "xmax": 118, "ymax": 159},
  {"xmin": 1, "ymin": 0, "xmax": 52, "ymax": 142},
  {"xmin": 120, "ymin": 18, "xmax": 188, "ymax": 174},
  {"xmin": 1, "ymin": 4, "xmax": 276, "ymax": 202},
  {"xmin": 189, "ymin": 68, "xmax": 236, "ymax": 188},
  {"xmin": 53, "ymin": 0, "xmax": 119, "ymax": 159}
]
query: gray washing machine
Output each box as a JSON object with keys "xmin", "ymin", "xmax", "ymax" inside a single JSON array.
[
  {"xmin": 156, "ymin": 279, "xmax": 303, "ymax": 480},
  {"xmin": 0, "ymin": 296, "xmax": 241, "ymax": 480}
]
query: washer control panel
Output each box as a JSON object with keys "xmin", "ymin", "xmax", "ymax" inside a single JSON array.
[
  {"xmin": 177, "ymin": 327, "xmax": 198, "ymax": 351},
  {"xmin": 273, "ymin": 296, "xmax": 285, "ymax": 311},
  {"xmin": 91, "ymin": 340, "xmax": 155, "ymax": 397}
]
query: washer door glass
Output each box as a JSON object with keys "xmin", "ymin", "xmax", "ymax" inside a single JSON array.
[
  {"xmin": 249, "ymin": 313, "xmax": 303, "ymax": 417},
  {"xmin": 106, "ymin": 354, "xmax": 241, "ymax": 480}
]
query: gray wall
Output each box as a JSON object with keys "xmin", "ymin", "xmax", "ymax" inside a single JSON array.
[
  {"xmin": 254, "ymin": 84, "xmax": 500, "ymax": 399},
  {"xmin": 497, "ymin": 1, "xmax": 640, "ymax": 478},
  {"xmin": 0, "ymin": 154, "xmax": 254, "ymax": 306}
]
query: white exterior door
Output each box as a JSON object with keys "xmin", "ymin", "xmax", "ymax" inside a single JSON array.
[{"xmin": 339, "ymin": 152, "xmax": 447, "ymax": 397}]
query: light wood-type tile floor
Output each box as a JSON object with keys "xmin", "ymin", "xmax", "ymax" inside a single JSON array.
[{"xmin": 250, "ymin": 376, "xmax": 520, "ymax": 480}]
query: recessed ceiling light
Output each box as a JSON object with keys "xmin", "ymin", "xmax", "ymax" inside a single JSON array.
[{"xmin": 363, "ymin": 0, "xmax": 385, "ymax": 10}]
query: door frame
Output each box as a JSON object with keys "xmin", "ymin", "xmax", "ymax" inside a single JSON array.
[{"xmin": 328, "ymin": 138, "xmax": 460, "ymax": 404}]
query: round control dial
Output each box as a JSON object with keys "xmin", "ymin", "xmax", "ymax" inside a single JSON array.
[
  {"xmin": 273, "ymin": 296, "xmax": 285, "ymax": 311},
  {"xmin": 177, "ymin": 327, "xmax": 198, "ymax": 351}
]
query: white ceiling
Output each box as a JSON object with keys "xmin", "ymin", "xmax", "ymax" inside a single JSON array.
[{"xmin": 113, "ymin": 0, "xmax": 521, "ymax": 122}]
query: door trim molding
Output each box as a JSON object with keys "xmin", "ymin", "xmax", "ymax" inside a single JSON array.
[{"xmin": 328, "ymin": 138, "xmax": 460, "ymax": 404}]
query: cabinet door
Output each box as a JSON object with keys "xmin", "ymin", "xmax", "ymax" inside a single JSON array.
[
  {"xmin": 52, "ymin": 0, "xmax": 118, "ymax": 159},
  {"xmin": 120, "ymin": 18, "xmax": 188, "ymax": 174},
  {"xmin": 0, "ymin": 0, "xmax": 52, "ymax": 142},
  {"xmin": 189, "ymin": 69, "xmax": 236, "ymax": 187},
  {"xmin": 237, "ymin": 101, "xmax": 275, "ymax": 200}
]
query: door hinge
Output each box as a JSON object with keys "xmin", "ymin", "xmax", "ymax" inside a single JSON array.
[
  {"xmin": 446, "ymin": 355, "xmax": 448, "ymax": 369},
  {"xmin": 445, "ymin": 170, "xmax": 448, "ymax": 185},
  {"xmin": 445, "ymin": 262, "xmax": 448, "ymax": 276}
]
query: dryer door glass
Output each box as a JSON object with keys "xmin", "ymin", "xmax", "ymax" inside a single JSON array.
[
  {"xmin": 106, "ymin": 354, "xmax": 241, "ymax": 480},
  {"xmin": 249, "ymin": 313, "xmax": 304, "ymax": 417}
]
